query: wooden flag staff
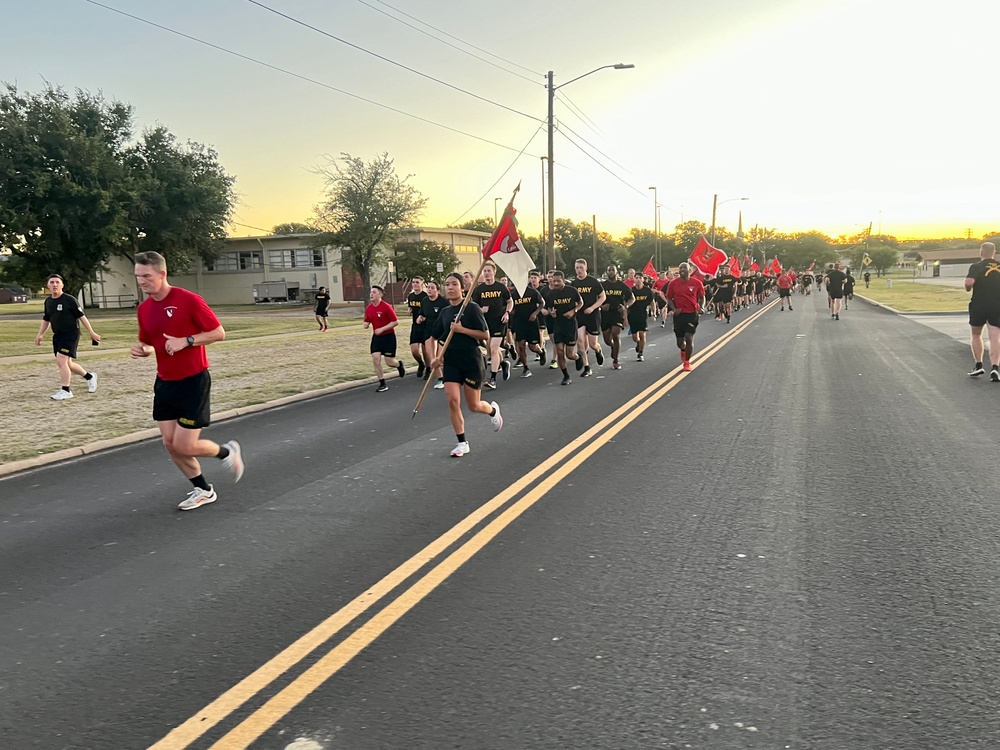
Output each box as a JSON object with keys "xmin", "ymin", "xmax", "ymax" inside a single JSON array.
[{"xmin": 411, "ymin": 183, "xmax": 521, "ymax": 419}]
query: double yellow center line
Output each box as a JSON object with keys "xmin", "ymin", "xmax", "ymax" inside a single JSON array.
[{"xmin": 151, "ymin": 301, "xmax": 773, "ymax": 750}]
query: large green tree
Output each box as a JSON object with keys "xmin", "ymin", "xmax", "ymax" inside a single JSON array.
[
  {"xmin": 457, "ymin": 217, "xmax": 494, "ymax": 233},
  {"xmin": 392, "ymin": 239, "xmax": 458, "ymax": 282},
  {"xmin": 272, "ymin": 222, "xmax": 318, "ymax": 235},
  {"xmin": 0, "ymin": 84, "xmax": 236, "ymax": 295},
  {"xmin": 551, "ymin": 218, "xmax": 620, "ymax": 274},
  {"xmin": 311, "ymin": 152, "xmax": 426, "ymax": 290}
]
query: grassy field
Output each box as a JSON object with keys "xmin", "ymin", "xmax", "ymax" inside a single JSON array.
[
  {"xmin": 0, "ymin": 318, "xmax": 414, "ymax": 464},
  {"xmin": 854, "ymin": 277, "xmax": 968, "ymax": 313}
]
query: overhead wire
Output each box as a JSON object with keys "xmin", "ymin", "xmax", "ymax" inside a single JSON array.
[
  {"xmin": 555, "ymin": 91, "xmax": 606, "ymax": 139},
  {"xmin": 353, "ymin": 0, "xmax": 541, "ymax": 87},
  {"xmin": 246, "ymin": 0, "xmax": 543, "ymax": 123},
  {"xmin": 448, "ymin": 125, "xmax": 545, "ymax": 227},
  {"xmin": 82, "ymin": 1, "xmax": 540, "ymax": 156}
]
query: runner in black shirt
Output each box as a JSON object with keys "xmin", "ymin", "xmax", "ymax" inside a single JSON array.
[
  {"xmin": 418, "ymin": 280, "xmax": 448, "ymax": 389},
  {"xmin": 544, "ymin": 270, "xmax": 583, "ymax": 385},
  {"xmin": 34, "ymin": 273, "xmax": 101, "ymax": 400},
  {"xmin": 314, "ymin": 286, "xmax": 331, "ymax": 331},
  {"xmin": 627, "ymin": 274, "xmax": 654, "ymax": 361},
  {"xmin": 714, "ymin": 269, "xmax": 737, "ymax": 323},
  {"xmin": 430, "ymin": 273, "xmax": 503, "ymax": 457},
  {"xmin": 964, "ymin": 242, "xmax": 1000, "ymax": 379},
  {"xmin": 844, "ymin": 270, "xmax": 855, "ymax": 309},
  {"xmin": 600, "ymin": 265, "xmax": 634, "ymax": 370},
  {"xmin": 471, "ymin": 262, "xmax": 512, "ymax": 389},
  {"xmin": 406, "ymin": 277, "xmax": 429, "ymax": 378},
  {"xmin": 510, "ymin": 270, "xmax": 545, "ymax": 377},
  {"xmin": 825, "ymin": 263, "xmax": 847, "ymax": 320},
  {"xmin": 538, "ymin": 273, "xmax": 558, "ymax": 369},
  {"xmin": 570, "ymin": 258, "xmax": 606, "ymax": 378}
]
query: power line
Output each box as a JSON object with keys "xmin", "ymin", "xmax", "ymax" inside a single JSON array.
[
  {"xmin": 368, "ymin": 0, "xmax": 543, "ymax": 78},
  {"xmin": 247, "ymin": 0, "xmax": 543, "ymax": 123},
  {"xmin": 449, "ymin": 125, "xmax": 545, "ymax": 227},
  {"xmin": 555, "ymin": 91, "xmax": 606, "ymax": 139},
  {"xmin": 83, "ymin": 1, "xmax": 540, "ymax": 156},
  {"xmin": 354, "ymin": 0, "xmax": 541, "ymax": 86}
]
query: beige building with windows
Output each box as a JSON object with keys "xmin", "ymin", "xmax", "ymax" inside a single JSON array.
[{"xmin": 84, "ymin": 226, "xmax": 492, "ymax": 307}]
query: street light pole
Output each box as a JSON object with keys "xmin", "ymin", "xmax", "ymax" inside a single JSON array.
[
  {"xmin": 494, "ymin": 197, "xmax": 502, "ymax": 227},
  {"xmin": 547, "ymin": 63, "xmax": 634, "ymax": 272},
  {"xmin": 540, "ymin": 156, "xmax": 547, "ymax": 273},
  {"xmin": 648, "ymin": 186, "xmax": 659, "ymax": 269},
  {"xmin": 710, "ymin": 194, "xmax": 749, "ymax": 246}
]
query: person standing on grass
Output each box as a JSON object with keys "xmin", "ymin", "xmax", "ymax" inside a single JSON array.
[
  {"xmin": 130, "ymin": 251, "xmax": 244, "ymax": 511},
  {"xmin": 429, "ymin": 273, "xmax": 503, "ymax": 458},
  {"xmin": 34, "ymin": 273, "xmax": 101, "ymax": 400},
  {"xmin": 314, "ymin": 286, "xmax": 331, "ymax": 331},
  {"xmin": 364, "ymin": 285, "xmax": 406, "ymax": 392},
  {"xmin": 964, "ymin": 242, "xmax": 1000, "ymax": 380}
]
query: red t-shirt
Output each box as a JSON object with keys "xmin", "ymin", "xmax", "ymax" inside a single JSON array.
[
  {"xmin": 137, "ymin": 286, "xmax": 221, "ymax": 381},
  {"xmin": 364, "ymin": 300, "xmax": 398, "ymax": 334},
  {"xmin": 652, "ymin": 278, "xmax": 670, "ymax": 298},
  {"xmin": 665, "ymin": 276, "xmax": 705, "ymax": 313},
  {"xmin": 624, "ymin": 279, "xmax": 635, "ymax": 288},
  {"xmin": 777, "ymin": 274, "xmax": 792, "ymax": 289}
]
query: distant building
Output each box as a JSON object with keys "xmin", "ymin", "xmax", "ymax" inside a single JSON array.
[
  {"xmin": 914, "ymin": 247, "xmax": 980, "ymax": 278},
  {"xmin": 84, "ymin": 226, "xmax": 493, "ymax": 307},
  {"xmin": 0, "ymin": 286, "xmax": 29, "ymax": 304}
]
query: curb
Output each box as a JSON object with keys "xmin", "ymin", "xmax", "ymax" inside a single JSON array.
[
  {"xmin": 854, "ymin": 294, "xmax": 902, "ymax": 315},
  {"xmin": 0, "ymin": 371, "xmax": 405, "ymax": 479}
]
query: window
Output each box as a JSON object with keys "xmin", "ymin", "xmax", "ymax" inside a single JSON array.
[
  {"xmin": 269, "ymin": 249, "xmax": 323, "ymax": 269},
  {"xmin": 455, "ymin": 244, "xmax": 479, "ymax": 254},
  {"xmin": 207, "ymin": 251, "xmax": 263, "ymax": 271}
]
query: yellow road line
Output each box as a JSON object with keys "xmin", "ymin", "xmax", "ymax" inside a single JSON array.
[{"xmin": 151, "ymin": 303, "xmax": 771, "ymax": 749}]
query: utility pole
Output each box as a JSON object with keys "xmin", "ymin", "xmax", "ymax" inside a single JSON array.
[
  {"xmin": 546, "ymin": 71, "xmax": 556, "ymax": 272},
  {"xmin": 592, "ymin": 214, "xmax": 597, "ymax": 271},
  {"xmin": 710, "ymin": 193, "xmax": 718, "ymax": 246}
]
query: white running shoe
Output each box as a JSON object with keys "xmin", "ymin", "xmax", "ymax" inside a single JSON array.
[
  {"xmin": 450, "ymin": 441, "xmax": 470, "ymax": 457},
  {"xmin": 489, "ymin": 401, "xmax": 503, "ymax": 432},
  {"xmin": 178, "ymin": 486, "xmax": 217, "ymax": 511},
  {"xmin": 51, "ymin": 390, "xmax": 73, "ymax": 400},
  {"xmin": 221, "ymin": 440, "xmax": 244, "ymax": 482},
  {"xmin": 433, "ymin": 380, "xmax": 445, "ymax": 389},
  {"xmin": 87, "ymin": 373, "xmax": 98, "ymax": 393}
]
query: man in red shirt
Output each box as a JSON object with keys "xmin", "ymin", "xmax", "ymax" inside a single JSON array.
[
  {"xmin": 665, "ymin": 262, "xmax": 705, "ymax": 372},
  {"xmin": 364, "ymin": 285, "xmax": 407, "ymax": 392},
  {"xmin": 130, "ymin": 251, "xmax": 244, "ymax": 511},
  {"xmin": 652, "ymin": 270, "xmax": 671, "ymax": 328},
  {"xmin": 777, "ymin": 271, "xmax": 794, "ymax": 311}
]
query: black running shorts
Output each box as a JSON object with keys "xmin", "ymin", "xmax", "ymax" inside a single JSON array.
[
  {"xmin": 576, "ymin": 309, "xmax": 601, "ymax": 336},
  {"xmin": 52, "ymin": 330, "xmax": 80, "ymax": 359},
  {"xmin": 370, "ymin": 333, "xmax": 397, "ymax": 356},
  {"xmin": 153, "ymin": 370, "xmax": 212, "ymax": 429},
  {"xmin": 601, "ymin": 306, "xmax": 625, "ymax": 330},
  {"xmin": 552, "ymin": 316, "xmax": 578, "ymax": 345},
  {"xmin": 673, "ymin": 312, "xmax": 699, "ymax": 337},
  {"xmin": 443, "ymin": 353, "xmax": 485, "ymax": 389},
  {"xmin": 513, "ymin": 319, "xmax": 541, "ymax": 344},
  {"xmin": 969, "ymin": 303, "xmax": 1000, "ymax": 328},
  {"xmin": 409, "ymin": 323, "xmax": 426, "ymax": 345}
]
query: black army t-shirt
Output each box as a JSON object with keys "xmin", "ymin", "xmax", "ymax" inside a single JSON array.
[
  {"xmin": 43, "ymin": 294, "xmax": 84, "ymax": 334},
  {"xmin": 471, "ymin": 282, "xmax": 511, "ymax": 323},
  {"xmin": 967, "ymin": 259, "xmax": 1000, "ymax": 307},
  {"xmin": 433, "ymin": 302, "xmax": 488, "ymax": 360}
]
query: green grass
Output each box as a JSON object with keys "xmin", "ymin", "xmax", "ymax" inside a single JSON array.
[{"xmin": 856, "ymin": 279, "xmax": 968, "ymax": 312}]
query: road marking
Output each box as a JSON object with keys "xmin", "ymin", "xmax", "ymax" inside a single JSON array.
[{"xmin": 151, "ymin": 303, "xmax": 773, "ymax": 749}]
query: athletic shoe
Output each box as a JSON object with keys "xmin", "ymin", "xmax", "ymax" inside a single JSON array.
[
  {"xmin": 581, "ymin": 367, "xmax": 592, "ymax": 378},
  {"xmin": 397, "ymin": 362, "xmax": 406, "ymax": 378},
  {"xmin": 682, "ymin": 361, "xmax": 693, "ymax": 372},
  {"xmin": 501, "ymin": 360, "xmax": 511, "ymax": 381},
  {"xmin": 484, "ymin": 379, "xmax": 497, "ymax": 390},
  {"xmin": 433, "ymin": 380, "xmax": 445, "ymax": 389},
  {"xmin": 51, "ymin": 390, "xmax": 73, "ymax": 400},
  {"xmin": 549, "ymin": 359, "xmax": 559, "ymax": 369},
  {"xmin": 417, "ymin": 363, "xmax": 425, "ymax": 379},
  {"xmin": 835, "ymin": 314, "xmax": 840, "ymax": 320},
  {"xmin": 991, "ymin": 369, "xmax": 1000, "ymax": 383},
  {"xmin": 376, "ymin": 383, "xmax": 389, "ymax": 392},
  {"xmin": 969, "ymin": 365, "xmax": 986, "ymax": 377},
  {"xmin": 637, "ymin": 353, "xmax": 644, "ymax": 362},
  {"xmin": 450, "ymin": 441, "xmax": 470, "ymax": 457},
  {"xmin": 612, "ymin": 361, "xmax": 621, "ymax": 370},
  {"xmin": 660, "ymin": 322, "xmax": 665, "ymax": 328},
  {"xmin": 595, "ymin": 349, "xmax": 605, "ymax": 366},
  {"xmin": 178, "ymin": 486, "xmax": 217, "ymax": 511},
  {"xmin": 221, "ymin": 440, "xmax": 244, "ymax": 483},
  {"xmin": 575, "ymin": 356, "xmax": 584, "ymax": 372},
  {"xmin": 561, "ymin": 374, "xmax": 572, "ymax": 385},
  {"xmin": 422, "ymin": 370, "xmax": 431, "ymax": 381},
  {"xmin": 489, "ymin": 401, "xmax": 503, "ymax": 432},
  {"xmin": 521, "ymin": 368, "xmax": 532, "ymax": 378},
  {"xmin": 87, "ymin": 372, "xmax": 98, "ymax": 393},
  {"xmin": 788, "ymin": 306, "xmax": 793, "ymax": 311}
]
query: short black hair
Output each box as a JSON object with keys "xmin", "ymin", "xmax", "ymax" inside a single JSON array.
[
  {"xmin": 47, "ymin": 273, "xmax": 64, "ymax": 282},
  {"xmin": 371, "ymin": 285, "xmax": 385, "ymax": 293}
]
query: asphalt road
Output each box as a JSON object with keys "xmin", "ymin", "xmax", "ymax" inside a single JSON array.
[{"xmin": 3, "ymin": 292, "xmax": 999, "ymax": 750}]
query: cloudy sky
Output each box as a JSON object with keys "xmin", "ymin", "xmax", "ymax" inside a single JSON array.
[{"xmin": 4, "ymin": 0, "xmax": 998, "ymax": 241}]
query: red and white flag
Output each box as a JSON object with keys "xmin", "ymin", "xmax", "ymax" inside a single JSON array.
[
  {"xmin": 482, "ymin": 191, "xmax": 533, "ymax": 295},
  {"xmin": 729, "ymin": 256, "xmax": 742, "ymax": 278},
  {"xmin": 642, "ymin": 256, "xmax": 657, "ymax": 278},
  {"xmin": 688, "ymin": 235, "xmax": 728, "ymax": 276},
  {"xmin": 769, "ymin": 257, "xmax": 782, "ymax": 276},
  {"xmin": 749, "ymin": 261, "xmax": 760, "ymax": 272}
]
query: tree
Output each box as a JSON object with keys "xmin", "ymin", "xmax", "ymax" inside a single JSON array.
[
  {"xmin": 457, "ymin": 217, "xmax": 494, "ymax": 233},
  {"xmin": 272, "ymin": 222, "xmax": 318, "ymax": 235},
  {"xmin": 311, "ymin": 152, "xmax": 426, "ymax": 290},
  {"xmin": 123, "ymin": 126, "xmax": 236, "ymax": 273},
  {"xmin": 551, "ymin": 218, "xmax": 620, "ymax": 274},
  {"xmin": 392, "ymin": 239, "xmax": 458, "ymax": 282},
  {"xmin": 0, "ymin": 83, "xmax": 237, "ymax": 294}
]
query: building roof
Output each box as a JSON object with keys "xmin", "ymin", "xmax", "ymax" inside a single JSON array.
[{"xmin": 915, "ymin": 248, "xmax": 982, "ymax": 263}]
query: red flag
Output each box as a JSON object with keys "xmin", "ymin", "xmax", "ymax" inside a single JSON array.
[
  {"xmin": 688, "ymin": 235, "xmax": 728, "ymax": 275},
  {"xmin": 482, "ymin": 194, "xmax": 532, "ymax": 295},
  {"xmin": 729, "ymin": 256, "xmax": 742, "ymax": 278},
  {"xmin": 642, "ymin": 256, "xmax": 656, "ymax": 278},
  {"xmin": 807, "ymin": 261, "xmax": 815, "ymax": 271},
  {"xmin": 743, "ymin": 254, "xmax": 751, "ymax": 266},
  {"xmin": 748, "ymin": 261, "xmax": 760, "ymax": 272},
  {"xmin": 769, "ymin": 257, "xmax": 781, "ymax": 275}
]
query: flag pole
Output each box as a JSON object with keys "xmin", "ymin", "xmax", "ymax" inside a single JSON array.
[{"xmin": 412, "ymin": 183, "xmax": 521, "ymax": 419}]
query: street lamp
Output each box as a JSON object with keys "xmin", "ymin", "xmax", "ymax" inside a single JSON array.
[
  {"xmin": 648, "ymin": 186, "xmax": 660, "ymax": 269},
  {"xmin": 540, "ymin": 157, "xmax": 547, "ymax": 273},
  {"xmin": 547, "ymin": 63, "xmax": 634, "ymax": 270},
  {"xmin": 494, "ymin": 197, "xmax": 503, "ymax": 227},
  {"xmin": 710, "ymin": 194, "xmax": 749, "ymax": 246}
]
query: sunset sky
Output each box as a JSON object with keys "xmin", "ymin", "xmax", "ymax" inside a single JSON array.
[{"xmin": 4, "ymin": 0, "xmax": 997, "ymax": 241}]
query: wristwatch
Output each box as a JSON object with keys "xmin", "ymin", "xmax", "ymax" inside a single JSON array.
[{"xmin": 186, "ymin": 336, "xmax": 195, "ymax": 347}]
